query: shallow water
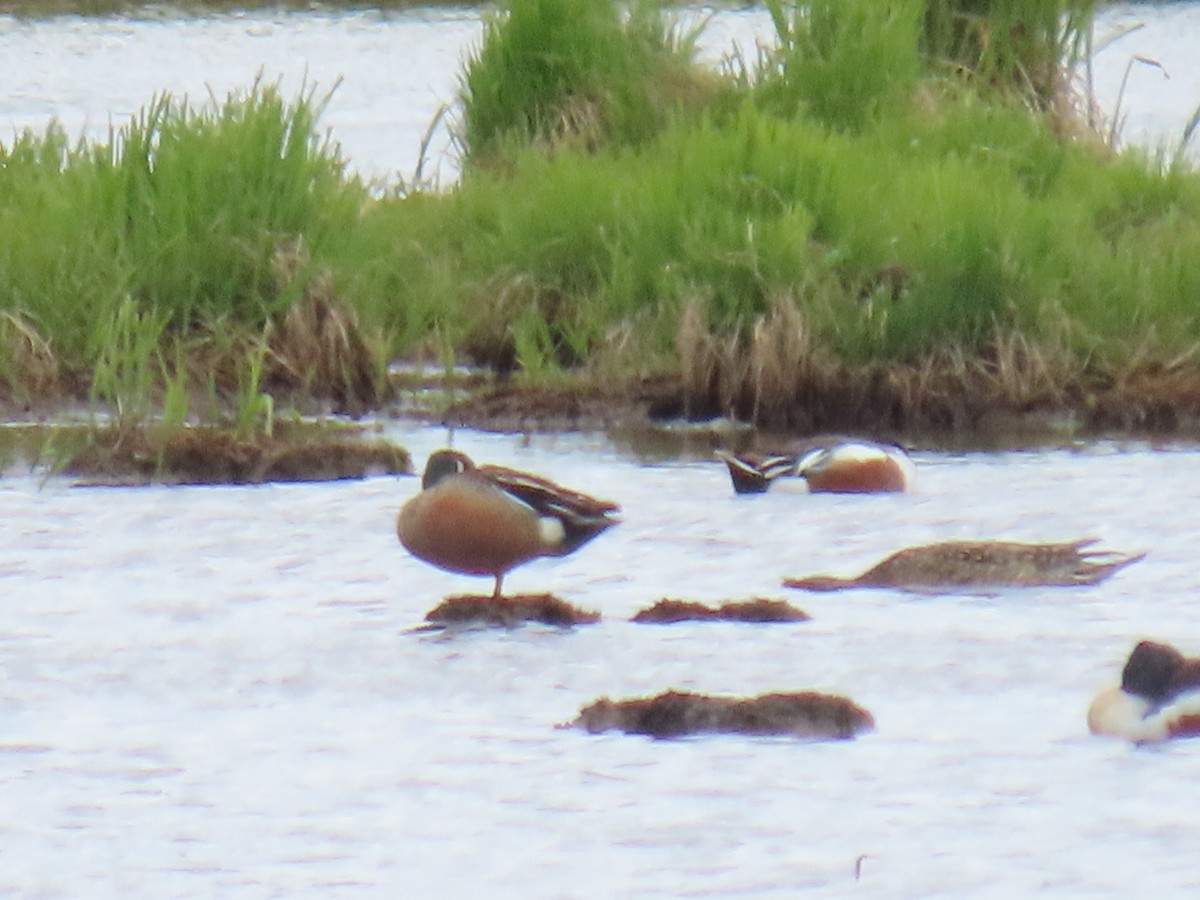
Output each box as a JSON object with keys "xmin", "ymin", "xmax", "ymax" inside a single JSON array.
[
  {"xmin": 1, "ymin": 3, "xmax": 1198, "ymax": 184},
  {"xmin": 4, "ymin": 4, "xmax": 1200, "ymax": 895},
  {"xmin": 3, "ymin": 424, "xmax": 1200, "ymax": 896}
]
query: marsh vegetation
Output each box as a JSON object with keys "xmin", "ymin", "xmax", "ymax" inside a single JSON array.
[{"xmin": 4, "ymin": 0, "xmax": 1200, "ymax": 444}]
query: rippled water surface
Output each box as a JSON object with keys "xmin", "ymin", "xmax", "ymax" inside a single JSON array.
[
  {"xmin": 3, "ymin": 424, "xmax": 1200, "ymax": 897},
  {"xmin": 5, "ymin": 3, "xmax": 1200, "ymax": 896}
]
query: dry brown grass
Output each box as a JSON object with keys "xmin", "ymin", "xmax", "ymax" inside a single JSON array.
[
  {"xmin": 0, "ymin": 311, "xmax": 62, "ymax": 403},
  {"xmin": 543, "ymin": 94, "xmax": 608, "ymax": 155},
  {"xmin": 265, "ymin": 239, "xmax": 386, "ymax": 416},
  {"xmin": 676, "ymin": 294, "xmax": 847, "ymax": 430},
  {"xmin": 669, "ymin": 294, "xmax": 1200, "ymax": 435},
  {"xmin": 461, "ymin": 272, "xmax": 585, "ymax": 374}
]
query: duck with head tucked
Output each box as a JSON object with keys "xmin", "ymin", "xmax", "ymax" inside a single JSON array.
[
  {"xmin": 716, "ymin": 436, "xmax": 915, "ymax": 495},
  {"xmin": 1088, "ymin": 640, "xmax": 1200, "ymax": 743},
  {"xmin": 398, "ymin": 449, "xmax": 620, "ymax": 599},
  {"xmin": 783, "ymin": 538, "xmax": 1143, "ymax": 594}
]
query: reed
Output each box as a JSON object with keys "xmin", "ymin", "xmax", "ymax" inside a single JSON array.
[
  {"xmin": 921, "ymin": 0, "xmax": 1099, "ymax": 109},
  {"xmin": 7, "ymin": 0, "xmax": 1200, "ymax": 437}
]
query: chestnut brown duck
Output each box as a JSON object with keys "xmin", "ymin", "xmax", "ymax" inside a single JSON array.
[
  {"xmin": 398, "ymin": 449, "xmax": 620, "ymax": 598},
  {"xmin": 783, "ymin": 539, "xmax": 1144, "ymax": 594},
  {"xmin": 1088, "ymin": 640, "xmax": 1200, "ymax": 743},
  {"xmin": 717, "ymin": 437, "xmax": 914, "ymax": 495}
]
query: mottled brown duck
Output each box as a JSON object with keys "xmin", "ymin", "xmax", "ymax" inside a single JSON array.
[{"xmin": 783, "ymin": 539, "xmax": 1143, "ymax": 594}]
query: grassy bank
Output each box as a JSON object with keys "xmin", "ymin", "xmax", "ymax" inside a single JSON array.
[{"xmin": 4, "ymin": 0, "xmax": 1200, "ymax": 440}]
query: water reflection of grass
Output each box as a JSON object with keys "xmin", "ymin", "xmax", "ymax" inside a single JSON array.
[{"xmin": 4, "ymin": 0, "xmax": 1200, "ymax": 439}]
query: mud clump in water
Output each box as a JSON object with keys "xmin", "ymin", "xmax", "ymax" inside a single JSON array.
[
  {"xmin": 420, "ymin": 594, "xmax": 601, "ymax": 630},
  {"xmin": 631, "ymin": 597, "xmax": 810, "ymax": 624},
  {"xmin": 568, "ymin": 689, "xmax": 874, "ymax": 740},
  {"xmin": 60, "ymin": 424, "xmax": 411, "ymax": 485}
]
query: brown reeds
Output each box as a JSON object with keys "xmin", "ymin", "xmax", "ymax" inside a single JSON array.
[
  {"xmin": 0, "ymin": 312, "xmax": 62, "ymax": 404},
  {"xmin": 670, "ymin": 294, "xmax": 1190, "ymax": 435},
  {"xmin": 266, "ymin": 239, "xmax": 386, "ymax": 416}
]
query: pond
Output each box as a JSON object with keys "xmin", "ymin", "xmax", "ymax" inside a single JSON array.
[
  {"xmin": 1, "ymin": 2, "xmax": 1198, "ymax": 184},
  {"xmin": 3, "ymin": 423, "xmax": 1200, "ymax": 896},
  {"xmin": 4, "ymin": 3, "xmax": 1200, "ymax": 896}
]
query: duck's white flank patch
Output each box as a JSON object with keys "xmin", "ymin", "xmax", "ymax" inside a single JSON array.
[
  {"xmin": 1087, "ymin": 686, "xmax": 1157, "ymax": 740},
  {"xmin": 1087, "ymin": 685, "xmax": 1200, "ymax": 743},
  {"xmin": 826, "ymin": 442, "xmax": 888, "ymax": 464},
  {"xmin": 767, "ymin": 477, "xmax": 812, "ymax": 495},
  {"xmin": 539, "ymin": 516, "xmax": 566, "ymax": 547},
  {"xmin": 892, "ymin": 449, "xmax": 918, "ymax": 486}
]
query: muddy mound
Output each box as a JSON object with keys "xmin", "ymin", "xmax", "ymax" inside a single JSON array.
[
  {"xmin": 631, "ymin": 597, "xmax": 810, "ymax": 624},
  {"xmin": 419, "ymin": 593, "xmax": 601, "ymax": 630},
  {"xmin": 568, "ymin": 689, "xmax": 874, "ymax": 740}
]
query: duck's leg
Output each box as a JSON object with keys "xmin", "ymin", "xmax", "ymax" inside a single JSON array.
[{"xmin": 492, "ymin": 573, "xmax": 504, "ymax": 600}]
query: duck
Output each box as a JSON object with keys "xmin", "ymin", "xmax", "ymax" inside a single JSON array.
[
  {"xmin": 783, "ymin": 539, "xmax": 1144, "ymax": 593},
  {"xmin": 716, "ymin": 437, "xmax": 915, "ymax": 495},
  {"xmin": 1088, "ymin": 640, "xmax": 1200, "ymax": 743},
  {"xmin": 397, "ymin": 449, "xmax": 620, "ymax": 598}
]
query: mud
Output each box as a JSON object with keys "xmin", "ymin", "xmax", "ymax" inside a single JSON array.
[
  {"xmin": 630, "ymin": 597, "xmax": 811, "ymax": 624},
  {"xmin": 7, "ymin": 422, "xmax": 412, "ymax": 485}
]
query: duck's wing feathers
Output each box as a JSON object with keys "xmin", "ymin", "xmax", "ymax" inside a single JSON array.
[
  {"xmin": 860, "ymin": 539, "xmax": 1143, "ymax": 588},
  {"xmin": 479, "ymin": 464, "xmax": 620, "ymax": 552}
]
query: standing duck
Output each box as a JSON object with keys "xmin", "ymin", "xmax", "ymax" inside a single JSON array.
[
  {"xmin": 783, "ymin": 539, "xmax": 1144, "ymax": 593},
  {"xmin": 716, "ymin": 437, "xmax": 915, "ymax": 495},
  {"xmin": 1088, "ymin": 640, "xmax": 1200, "ymax": 743},
  {"xmin": 398, "ymin": 449, "xmax": 620, "ymax": 598}
]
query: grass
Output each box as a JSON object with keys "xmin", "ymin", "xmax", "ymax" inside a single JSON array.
[{"xmin": 4, "ymin": 0, "xmax": 1200, "ymax": 439}]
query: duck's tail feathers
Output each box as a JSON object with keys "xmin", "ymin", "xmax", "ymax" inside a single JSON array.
[{"xmin": 715, "ymin": 451, "xmax": 797, "ymax": 494}]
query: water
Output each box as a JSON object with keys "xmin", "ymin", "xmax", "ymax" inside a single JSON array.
[
  {"xmin": 3, "ymin": 423, "xmax": 1200, "ymax": 896},
  {"xmin": 4, "ymin": 4, "xmax": 1200, "ymax": 895},
  {"xmin": 1, "ymin": 3, "xmax": 1198, "ymax": 184}
]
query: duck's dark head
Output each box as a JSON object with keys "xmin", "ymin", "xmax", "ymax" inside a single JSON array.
[
  {"xmin": 1121, "ymin": 640, "xmax": 1186, "ymax": 702},
  {"xmin": 422, "ymin": 449, "xmax": 474, "ymax": 490}
]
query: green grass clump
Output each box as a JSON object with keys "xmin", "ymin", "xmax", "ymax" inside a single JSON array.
[
  {"xmin": 458, "ymin": 0, "xmax": 719, "ymax": 167},
  {"xmin": 921, "ymin": 0, "xmax": 1099, "ymax": 108},
  {"xmin": 0, "ymin": 79, "xmax": 373, "ymax": 423},
  {"xmin": 8, "ymin": 0, "xmax": 1200, "ymax": 436},
  {"xmin": 112, "ymin": 81, "xmax": 360, "ymax": 329},
  {"xmin": 753, "ymin": 0, "xmax": 924, "ymax": 132}
]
